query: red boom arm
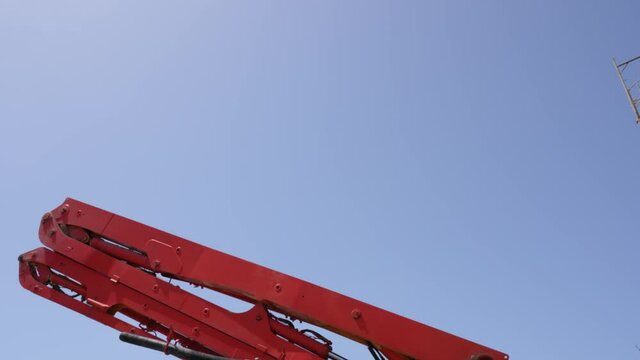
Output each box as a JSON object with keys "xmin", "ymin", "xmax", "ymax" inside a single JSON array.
[{"xmin": 18, "ymin": 198, "xmax": 507, "ymax": 360}]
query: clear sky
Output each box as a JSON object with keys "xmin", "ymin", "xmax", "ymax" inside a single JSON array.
[{"xmin": 1, "ymin": 1, "xmax": 639, "ymax": 359}]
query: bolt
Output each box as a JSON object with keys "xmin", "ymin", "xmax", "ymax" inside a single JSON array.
[
  {"xmin": 48, "ymin": 229, "xmax": 56, "ymax": 237},
  {"xmin": 351, "ymin": 309, "xmax": 362, "ymax": 319},
  {"xmin": 203, "ymin": 308, "xmax": 210, "ymax": 316},
  {"xmin": 153, "ymin": 284, "xmax": 159, "ymax": 293},
  {"xmin": 33, "ymin": 285, "xmax": 41, "ymax": 293},
  {"xmin": 176, "ymin": 247, "xmax": 182, "ymax": 255},
  {"xmin": 61, "ymin": 205, "xmax": 69, "ymax": 214},
  {"xmin": 274, "ymin": 283, "xmax": 282, "ymax": 293},
  {"xmin": 153, "ymin": 260, "xmax": 161, "ymax": 269},
  {"xmin": 255, "ymin": 314, "xmax": 262, "ymax": 321},
  {"xmin": 76, "ymin": 210, "xmax": 83, "ymax": 217},
  {"xmin": 143, "ymin": 303, "xmax": 149, "ymax": 311},
  {"xmin": 193, "ymin": 327, "xmax": 200, "ymax": 335}
]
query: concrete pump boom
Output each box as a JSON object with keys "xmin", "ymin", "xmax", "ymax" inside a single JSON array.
[{"xmin": 18, "ymin": 198, "xmax": 507, "ymax": 360}]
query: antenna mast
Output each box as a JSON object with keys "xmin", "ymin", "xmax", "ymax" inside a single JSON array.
[{"xmin": 613, "ymin": 55, "xmax": 640, "ymax": 124}]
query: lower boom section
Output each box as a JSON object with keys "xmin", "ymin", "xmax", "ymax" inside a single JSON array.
[{"xmin": 19, "ymin": 247, "xmax": 339, "ymax": 359}]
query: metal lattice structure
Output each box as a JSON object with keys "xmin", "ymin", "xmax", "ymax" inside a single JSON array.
[{"xmin": 613, "ymin": 55, "xmax": 640, "ymax": 124}]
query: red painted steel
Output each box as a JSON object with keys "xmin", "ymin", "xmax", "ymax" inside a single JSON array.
[{"xmin": 18, "ymin": 198, "xmax": 508, "ymax": 360}]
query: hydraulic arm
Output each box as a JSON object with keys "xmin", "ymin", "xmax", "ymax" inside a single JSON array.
[{"xmin": 18, "ymin": 198, "xmax": 507, "ymax": 360}]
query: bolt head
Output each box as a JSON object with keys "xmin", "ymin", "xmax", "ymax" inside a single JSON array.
[{"xmin": 351, "ymin": 309, "xmax": 362, "ymax": 319}]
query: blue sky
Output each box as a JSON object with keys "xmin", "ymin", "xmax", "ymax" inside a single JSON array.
[{"xmin": 1, "ymin": 1, "xmax": 639, "ymax": 359}]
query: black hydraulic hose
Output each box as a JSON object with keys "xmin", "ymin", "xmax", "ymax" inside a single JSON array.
[{"xmin": 119, "ymin": 332, "xmax": 231, "ymax": 360}]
